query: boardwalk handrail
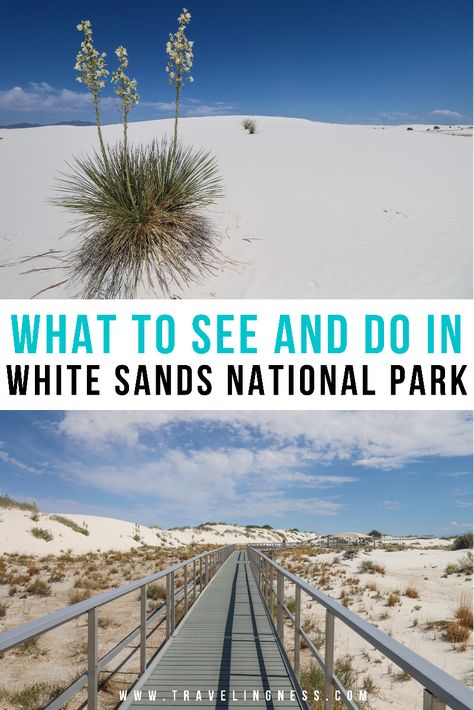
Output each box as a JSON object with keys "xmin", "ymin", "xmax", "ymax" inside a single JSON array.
[
  {"xmin": 0, "ymin": 545, "xmax": 234, "ymax": 709},
  {"xmin": 248, "ymin": 547, "xmax": 473, "ymax": 710}
]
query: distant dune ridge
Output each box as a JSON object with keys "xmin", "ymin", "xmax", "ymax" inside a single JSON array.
[
  {"xmin": 0, "ymin": 507, "xmax": 318, "ymax": 554},
  {"xmin": 0, "ymin": 504, "xmax": 456, "ymax": 555},
  {"xmin": 0, "ymin": 116, "xmax": 471, "ymax": 299}
]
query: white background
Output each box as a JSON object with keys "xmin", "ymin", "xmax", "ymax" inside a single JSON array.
[{"xmin": 0, "ymin": 299, "xmax": 471, "ymax": 410}]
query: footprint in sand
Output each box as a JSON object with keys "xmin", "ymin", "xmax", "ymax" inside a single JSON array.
[{"xmin": 383, "ymin": 208, "xmax": 408, "ymax": 223}]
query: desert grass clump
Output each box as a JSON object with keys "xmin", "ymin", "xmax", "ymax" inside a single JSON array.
[
  {"xmin": 147, "ymin": 583, "xmax": 167, "ymax": 601},
  {"xmin": 455, "ymin": 594, "xmax": 473, "ymax": 629},
  {"xmin": 49, "ymin": 515, "xmax": 89, "ymax": 536},
  {"xmin": 358, "ymin": 560, "xmax": 385, "ymax": 575},
  {"xmin": 443, "ymin": 621, "xmax": 470, "ymax": 644},
  {"xmin": 445, "ymin": 551, "xmax": 473, "ymax": 576},
  {"xmin": 26, "ymin": 579, "xmax": 52, "ymax": 597},
  {"xmin": 386, "ymin": 592, "xmax": 400, "ymax": 607},
  {"xmin": 404, "ymin": 586, "xmax": 419, "ymax": 599},
  {"xmin": 55, "ymin": 140, "xmax": 223, "ymax": 297},
  {"xmin": 241, "ymin": 118, "xmax": 256, "ymax": 134},
  {"xmin": 0, "ymin": 495, "xmax": 38, "ymax": 513},
  {"xmin": 452, "ymin": 533, "xmax": 473, "ymax": 551},
  {"xmin": 30, "ymin": 527, "xmax": 53, "ymax": 542},
  {"xmin": 0, "ymin": 682, "xmax": 67, "ymax": 710}
]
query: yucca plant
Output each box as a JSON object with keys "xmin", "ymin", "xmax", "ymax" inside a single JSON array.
[
  {"xmin": 54, "ymin": 140, "xmax": 223, "ymax": 298},
  {"xmin": 241, "ymin": 118, "xmax": 256, "ymax": 134}
]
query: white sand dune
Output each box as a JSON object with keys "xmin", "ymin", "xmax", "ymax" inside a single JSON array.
[
  {"xmin": 0, "ymin": 509, "xmax": 316, "ymax": 554},
  {"xmin": 0, "ymin": 116, "xmax": 471, "ymax": 299}
]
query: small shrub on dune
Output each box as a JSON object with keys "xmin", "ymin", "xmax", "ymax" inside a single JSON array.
[
  {"xmin": 443, "ymin": 621, "xmax": 470, "ymax": 644},
  {"xmin": 404, "ymin": 586, "xmax": 419, "ymax": 599},
  {"xmin": 26, "ymin": 579, "xmax": 51, "ymax": 597},
  {"xmin": 55, "ymin": 140, "xmax": 223, "ymax": 297},
  {"xmin": 30, "ymin": 527, "xmax": 53, "ymax": 542},
  {"xmin": 452, "ymin": 533, "xmax": 473, "ymax": 551},
  {"xmin": 49, "ymin": 515, "xmax": 89, "ymax": 536},
  {"xmin": 147, "ymin": 583, "xmax": 167, "ymax": 601},
  {"xmin": 455, "ymin": 594, "xmax": 473, "ymax": 629},
  {"xmin": 241, "ymin": 118, "xmax": 256, "ymax": 134},
  {"xmin": 1, "ymin": 681, "xmax": 67, "ymax": 710},
  {"xmin": 0, "ymin": 495, "xmax": 38, "ymax": 513}
]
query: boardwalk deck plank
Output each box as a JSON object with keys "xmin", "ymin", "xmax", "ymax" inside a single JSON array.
[{"xmin": 127, "ymin": 551, "xmax": 302, "ymax": 709}]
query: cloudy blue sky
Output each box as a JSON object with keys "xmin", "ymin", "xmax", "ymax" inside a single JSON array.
[
  {"xmin": 0, "ymin": 0, "xmax": 472, "ymax": 125},
  {"xmin": 0, "ymin": 411, "xmax": 471, "ymax": 536}
]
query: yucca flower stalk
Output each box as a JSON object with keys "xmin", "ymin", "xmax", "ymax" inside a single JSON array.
[
  {"xmin": 166, "ymin": 8, "xmax": 194, "ymax": 147},
  {"xmin": 75, "ymin": 20, "xmax": 109, "ymax": 162},
  {"xmin": 111, "ymin": 46, "xmax": 139, "ymax": 201}
]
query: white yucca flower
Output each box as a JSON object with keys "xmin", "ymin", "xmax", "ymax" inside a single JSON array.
[
  {"xmin": 166, "ymin": 8, "xmax": 194, "ymax": 145},
  {"xmin": 74, "ymin": 19, "xmax": 108, "ymax": 160},
  {"xmin": 166, "ymin": 7, "xmax": 194, "ymax": 88},
  {"xmin": 75, "ymin": 20, "xmax": 109, "ymax": 92},
  {"xmin": 111, "ymin": 45, "xmax": 139, "ymax": 116}
]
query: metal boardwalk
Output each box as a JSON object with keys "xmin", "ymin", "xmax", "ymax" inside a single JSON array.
[{"xmin": 126, "ymin": 550, "xmax": 301, "ymax": 708}]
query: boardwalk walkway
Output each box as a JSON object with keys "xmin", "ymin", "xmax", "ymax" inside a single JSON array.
[{"xmin": 124, "ymin": 550, "xmax": 302, "ymax": 708}]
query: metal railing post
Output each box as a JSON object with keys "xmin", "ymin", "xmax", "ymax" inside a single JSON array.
[
  {"xmin": 166, "ymin": 571, "xmax": 175, "ymax": 638},
  {"xmin": 324, "ymin": 610, "xmax": 335, "ymax": 710},
  {"xmin": 268, "ymin": 560, "xmax": 273, "ymax": 612},
  {"xmin": 140, "ymin": 585, "xmax": 147, "ymax": 674},
  {"xmin": 277, "ymin": 571, "xmax": 284, "ymax": 641},
  {"xmin": 184, "ymin": 564, "xmax": 188, "ymax": 615},
  {"xmin": 87, "ymin": 608, "xmax": 98, "ymax": 710},
  {"xmin": 170, "ymin": 571, "xmax": 175, "ymax": 633},
  {"xmin": 193, "ymin": 559, "xmax": 197, "ymax": 602},
  {"xmin": 423, "ymin": 690, "xmax": 446, "ymax": 710},
  {"xmin": 294, "ymin": 586, "xmax": 301, "ymax": 680}
]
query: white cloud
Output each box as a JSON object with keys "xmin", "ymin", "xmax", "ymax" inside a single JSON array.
[
  {"xmin": 0, "ymin": 82, "xmax": 237, "ymax": 118},
  {"xmin": 53, "ymin": 411, "xmax": 471, "ymax": 526},
  {"xmin": 0, "ymin": 442, "xmax": 37, "ymax": 473},
  {"xmin": 59, "ymin": 447, "xmax": 346, "ymax": 524},
  {"xmin": 430, "ymin": 109, "xmax": 464, "ymax": 120},
  {"xmin": 375, "ymin": 108, "xmax": 466, "ymax": 124},
  {"xmin": 0, "ymin": 83, "xmax": 94, "ymax": 113},
  {"xmin": 377, "ymin": 111, "xmax": 417, "ymax": 121},
  {"xmin": 59, "ymin": 411, "xmax": 472, "ymax": 469},
  {"xmin": 382, "ymin": 500, "xmax": 401, "ymax": 510},
  {"xmin": 184, "ymin": 100, "xmax": 239, "ymax": 116}
]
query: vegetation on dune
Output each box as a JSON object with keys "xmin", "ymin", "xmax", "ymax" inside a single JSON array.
[
  {"xmin": 452, "ymin": 533, "xmax": 473, "ymax": 551},
  {"xmin": 0, "ymin": 495, "xmax": 38, "ymax": 513},
  {"xmin": 30, "ymin": 527, "xmax": 53, "ymax": 542},
  {"xmin": 367, "ymin": 529, "xmax": 382, "ymax": 538},
  {"xmin": 241, "ymin": 118, "xmax": 256, "ymax": 134},
  {"xmin": 49, "ymin": 515, "xmax": 89, "ymax": 536},
  {"xmin": 445, "ymin": 551, "xmax": 473, "ymax": 576},
  {"xmin": 26, "ymin": 578, "xmax": 52, "ymax": 596},
  {"xmin": 0, "ymin": 682, "xmax": 68, "ymax": 710}
]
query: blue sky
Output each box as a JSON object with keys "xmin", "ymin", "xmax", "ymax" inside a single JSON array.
[
  {"xmin": 0, "ymin": 411, "xmax": 471, "ymax": 535},
  {"xmin": 1, "ymin": 0, "xmax": 472, "ymax": 125}
]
